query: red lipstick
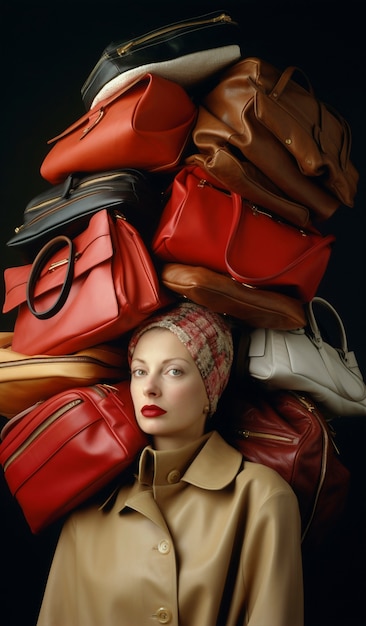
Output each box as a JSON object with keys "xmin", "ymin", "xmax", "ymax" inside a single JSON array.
[{"xmin": 141, "ymin": 405, "xmax": 167, "ymax": 417}]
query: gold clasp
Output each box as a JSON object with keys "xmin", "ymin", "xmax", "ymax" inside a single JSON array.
[{"xmin": 48, "ymin": 252, "xmax": 80, "ymax": 272}]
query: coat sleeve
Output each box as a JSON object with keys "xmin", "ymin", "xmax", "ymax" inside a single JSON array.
[{"xmin": 241, "ymin": 485, "xmax": 304, "ymax": 626}]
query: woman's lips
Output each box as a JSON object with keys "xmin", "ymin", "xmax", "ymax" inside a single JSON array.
[{"xmin": 141, "ymin": 405, "xmax": 167, "ymax": 417}]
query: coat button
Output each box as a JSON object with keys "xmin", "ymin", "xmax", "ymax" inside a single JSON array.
[
  {"xmin": 158, "ymin": 539, "xmax": 170, "ymax": 554},
  {"xmin": 167, "ymin": 469, "xmax": 180, "ymax": 484},
  {"xmin": 153, "ymin": 607, "xmax": 172, "ymax": 623}
]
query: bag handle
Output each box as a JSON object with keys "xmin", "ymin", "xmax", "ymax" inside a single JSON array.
[
  {"xmin": 306, "ymin": 296, "xmax": 348, "ymax": 353},
  {"xmin": 26, "ymin": 235, "xmax": 75, "ymax": 320},
  {"xmin": 47, "ymin": 74, "xmax": 151, "ymax": 144},
  {"xmin": 269, "ymin": 67, "xmax": 351, "ymax": 171},
  {"xmin": 269, "ymin": 65, "xmax": 315, "ymax": 98},
  {"xmin": 306, "ymin": 297, "xmax": 360, "ymax": 399}
]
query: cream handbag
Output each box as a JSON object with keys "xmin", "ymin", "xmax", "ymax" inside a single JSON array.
[{"xmin": 247, "ymin": 297, "xmax": 366, "ymax": 417}]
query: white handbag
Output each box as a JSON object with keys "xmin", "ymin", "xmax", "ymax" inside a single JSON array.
[{"xmin": 248, "ymin": 297, "xmax": 366, "ymax": 417}]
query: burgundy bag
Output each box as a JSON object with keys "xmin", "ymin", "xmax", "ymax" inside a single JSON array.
[
  {"xmin": 0, "ymin": 381, "xmax": 148, "ymax": 533},
  {"xmin": 220, "ymin": 388, "xmax": 350, "ymax": 546}
]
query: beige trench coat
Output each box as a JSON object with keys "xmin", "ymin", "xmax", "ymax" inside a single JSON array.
[{"xmin": 37, "ymin": 431, "xmax": 303, "ymax": 626}]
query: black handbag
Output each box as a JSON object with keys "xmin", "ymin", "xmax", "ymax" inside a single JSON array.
[
  {"xmin": 6, "ymin": 169, "xmax": 162, "ymax": 257},
  {"xmin": 81, "ymin": 10, "xmax": 242, "ymax": 109}
]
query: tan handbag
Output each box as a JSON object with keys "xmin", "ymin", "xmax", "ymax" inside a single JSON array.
[
  {"xmin": 188, "ymin": 57, "xmax": 359, "ymax": 227},
  {"xmin": 0, "ymin": 332, "xmax": 129, "ymax": 419}
]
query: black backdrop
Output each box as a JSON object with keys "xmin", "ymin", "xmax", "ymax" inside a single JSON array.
[{"xmin": 0, "ymin": 2, "xmax": 365, "ymax": 625}]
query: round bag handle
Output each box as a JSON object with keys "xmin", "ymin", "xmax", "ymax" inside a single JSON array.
[{"xmin": 26, "ymin": 235, "xmax": 75, "ymax": 320}]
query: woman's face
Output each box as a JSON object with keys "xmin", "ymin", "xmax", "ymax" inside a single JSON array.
[{"xmin": 130, "ymin": 328, "xmax": 210, "ymax": 450}]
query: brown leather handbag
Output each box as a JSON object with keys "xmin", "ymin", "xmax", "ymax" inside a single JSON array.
[
  {"xmin": 161, "ymin": 263, "xmax": 306, "ymax": 330},
  {"xmin": 188, "ymin": 57, "xmax": 359, "ymax": 227}
]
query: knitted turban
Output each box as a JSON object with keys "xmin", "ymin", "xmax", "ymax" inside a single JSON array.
[{"xmin": 128, "ymin": 302, "xmax": 233, "ymax": 416}]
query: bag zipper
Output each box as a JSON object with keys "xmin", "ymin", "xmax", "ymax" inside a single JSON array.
[
  {"xmin": 236, "ymin": 428, "xmax": 293, "ymax": 443},
  {"xmin": 2, "ymin": 385, "xmax": 114, "ymax": 471},
  {"xmin": 196, "ymin": 179, "xmax": 312, "ymax": 236},
  {"xmin": 0, "ymin": 354, "xmax": 120, "ymax": 369},
  {"xmin": 82, "ymin": 13, "xmax": 237, "ymax": 94},
  {"xmin": 116, "ymin": 14, "xmax": 236, "ymax": 55},
  {"xmin": 288, "ymin": 391, "xmax": 338, "ymax": 541},
  {"xmin": 14, "ymin": 172, "xmax": 132, "ymax": 234},
  {"xmin": 2, "ymin": 399, "xmax": 82, "ymax": 471}
]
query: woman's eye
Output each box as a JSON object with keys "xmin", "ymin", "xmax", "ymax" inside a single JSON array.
[
  {"xmin": 132, "ymin": 368, "xmax": 146, "ymax": 377},
  {"xmin": 168, "ymin": 368, "xmax": 182, "ymax": 377}
]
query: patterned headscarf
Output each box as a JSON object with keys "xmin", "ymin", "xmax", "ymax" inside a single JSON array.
[{"xmin": 128, "ymin": 302, "xmax": 233, "ymax": 416}]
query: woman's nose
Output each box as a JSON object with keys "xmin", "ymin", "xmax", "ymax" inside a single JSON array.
[{"xmin": 143, "ymin": 376, "xmax": 161, "ymax": 397}]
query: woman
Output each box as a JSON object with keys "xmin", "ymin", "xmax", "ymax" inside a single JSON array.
[{"xmin": 37, "ymin": 302, "xmax": 304, "ymax": 626}]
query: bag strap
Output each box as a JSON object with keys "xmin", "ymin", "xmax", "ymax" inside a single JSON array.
[
  {"xmin": 306, "ymin": 297, "xmax": 359, "ymax": 399},
  {"xmin": 26, "ymin": 235, "xmax": 75, "ymax": 320},
  {"xmin": 269, "ymin": 67, "xmax": 351, "ymax": 171},
  {"xmin": 269, "ymin": 65, "xmax": 315, "ymax": 98},
  {"xmin": 306, "ymin": 296, "xmax": 348, "ymax": 352}
]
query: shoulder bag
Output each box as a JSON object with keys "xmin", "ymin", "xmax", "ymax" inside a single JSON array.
[
  {"xmin": 0, "ymin": 381, "xmax": 148, "ymax": 533},
  {"xmin": 247, "ymin": 297, "xmax": 366, "ymax": 416}
]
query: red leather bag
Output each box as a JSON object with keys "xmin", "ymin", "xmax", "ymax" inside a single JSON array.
[
  {"xmin": 0, "ymin": 381, "xmax": 148, "ymax": 533},
  {"xmin": 219, "ymin": 388, "xmax": 350, "ymax": 546},
  {"xmin": 3, "ymin": 209, "xmax": 171, "ymax": 355},
  {"xmin": 40, "ymin": 73, "xmax": 197, "ymax": 185},
  {"xmin": 152, "ymin": 165, "xmax": 335, "ymax": 302}
]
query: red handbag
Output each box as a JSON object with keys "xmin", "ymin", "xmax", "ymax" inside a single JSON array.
[
  {"xmin": 40, "ymin": 73, "xmax": 197, "ymax": 185},
  {"xmin": 0, "ymin": 381, "xmax": 148, "ymax": 533},
  {"xmin": 152, "ymin": 165, "xmax": 336, "ymax": 302},
  {"xmin": 3, "ymin": 209, "xmax": 172, "ymax": 355},
  {"xmin": 218, "ymin": 388, "xmax": 350, "ymax": 546}
]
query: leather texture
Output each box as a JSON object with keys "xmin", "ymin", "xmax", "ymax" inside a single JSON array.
[
  {"xmin": 7, "ymin": 169, "xmax": 162, "ymax": 257},
  {"xmin": 220, "ymin": 389, "xmax": 350, "ymax": 545},
  {"xmin": 248, "ymin": 297, "xmax": 366, "ymax": 416},
  {"xmin": 3, "ymin": 209, "xmax": 172, "ymax": 355},
  {"xmin": 161, "ymin": 263, "xmax": 306, "ymax": 329},
  {"xmin": 0, "ymin": 382, "xmax": 148, "ymax": 533},
  {"xmin": 188, "ymin": 57, "xmax": 359, "ymax": 226},
  {"xmin": 81, "ymin": 11, "xmax": 241, "ymax": 109},
  {"xmin": 40, "ymin": 73, "xmax": 197, "ymax": 185},
  {"xmin": 152, "ymin": 165, "xmax": 335, "ymax": 302},
  {"xmin": 0, "ymin": 332, "xmax": 129, "ymax": 419}
]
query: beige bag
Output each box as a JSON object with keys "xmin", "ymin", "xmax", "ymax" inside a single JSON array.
[{"xmin": 0, "ymin": 333, "xmax": 129, "ymax": 419}]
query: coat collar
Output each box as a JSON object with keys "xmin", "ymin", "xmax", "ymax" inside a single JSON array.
[
  {"xmin": 181, "ymin": 430, "xmax": 243, "ymax": 489},
  {"xmin": 99, "ymin": 431, "xmax": 243, "ymax": 515}
]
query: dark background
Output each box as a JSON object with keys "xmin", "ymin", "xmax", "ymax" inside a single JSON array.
[{"xmin": 0, "ymin": 1, "xmax": 365, "ymax": 625}]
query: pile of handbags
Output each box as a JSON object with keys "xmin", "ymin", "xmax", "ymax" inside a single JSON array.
[{"xmin": 0, "ymin": 11, "xmax": 364, "ymax": 544}]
